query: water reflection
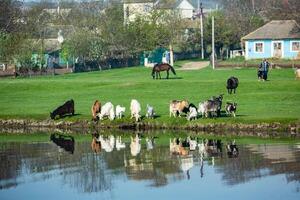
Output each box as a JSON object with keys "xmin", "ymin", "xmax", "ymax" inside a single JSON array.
[
  {"xmin": 0, "ymin": 134, "xmax": 299, "ymax": 199},
  {"xmin": 50, "ymin": 133, "xmax": 75, "ymax": 154}
]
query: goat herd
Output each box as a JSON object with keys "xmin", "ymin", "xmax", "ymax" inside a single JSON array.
[{"xmin": 50, "ymin": 76, "xmax": 239, "ymax": 121}]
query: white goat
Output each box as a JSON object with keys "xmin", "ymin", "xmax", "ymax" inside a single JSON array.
[
  {"xmin": 145, "ymin": 104, "xmax": 155, "ymax": 119},
  {"xmin": 198, "ymin": 102, "xmax": 206, "ymax": 118},
  {"xmin": 116, "ymin": 105, "xmax": 126, "ymax": 119},
  {"xmin": 130, "ymin": 99, "xmax": 141, "ymax": 122},
  {"xmin": 187, "ymin": 107, "xmax": 198, "ymax": 121},
  {"xmin": 97, "ymin": 102, "xmax": 115, "ymax": 120}
]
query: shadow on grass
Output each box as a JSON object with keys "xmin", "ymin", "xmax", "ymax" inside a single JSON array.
[{"xmin": 55, "ymin": 113, "xmax": 81, "ymax": 120}]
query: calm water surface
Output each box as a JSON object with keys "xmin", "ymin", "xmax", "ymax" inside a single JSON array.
[{"xmin": 0, "ymin": 135, "xmax": 299, "ymax": 200}]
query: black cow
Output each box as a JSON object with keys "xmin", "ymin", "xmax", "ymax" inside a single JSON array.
[
  {"xmin": 226, "ymin": 76, "xmax": 239, "ymax": 94},
  {"xmin": 50, "ymin": 99, "xmax": 75, "ymax": 119}
]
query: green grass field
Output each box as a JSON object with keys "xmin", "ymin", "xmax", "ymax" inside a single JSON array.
[{"xmin": 0, "ymin": 64, "xmax": 299, "ymax": 125}]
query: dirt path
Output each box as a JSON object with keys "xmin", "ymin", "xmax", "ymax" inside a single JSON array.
[{"xmin": 178, "ymin": 61, "xmax": 210, "ymax": 70}]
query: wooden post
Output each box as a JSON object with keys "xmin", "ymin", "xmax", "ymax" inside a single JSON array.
[
  {"xmin": 212, "ymin": 16, "xmax": 215, "ymax": 69},
  {"xmin": 200, "ymin": 13, "xmax": 204, "ymax": 59},
  {"xmin": 170, "ymin": 44, "xmax": 174, "ymax": 66}
]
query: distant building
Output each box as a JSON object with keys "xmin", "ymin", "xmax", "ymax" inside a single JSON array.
[
  {"xmin": 242, "ymin": 20, "xmax": 300, "ymax": 60},
  {"xmin": 156, "ymin": 0, "xmax": 195, "ymax": 19},
  {"xmin": 123, "ymin": 0, "xmax": 156, "ymax": 22},
  {"xmin": 123, "ymin": 0, "xmax": 197, "ymax": 22}
]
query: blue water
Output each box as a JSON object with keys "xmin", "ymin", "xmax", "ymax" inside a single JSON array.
[{"xmin": 0, "ymin": 138, "xmax": 299, "ymax": 200}]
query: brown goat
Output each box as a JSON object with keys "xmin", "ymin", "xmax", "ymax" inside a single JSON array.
[
  {"xmin": 169, "ymin": 100, "xmax": 189, "ymax": 117},
  {"xmin": 91, "ymin": 100, "xmax": 101, "ymax": 120}
]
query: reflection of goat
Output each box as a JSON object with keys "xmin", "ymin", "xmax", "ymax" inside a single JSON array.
[
  {"xmin": 116, "ymin": 136, "xmax": 126, "ymax": 150},
  {"xmin": 169, "ymin": 138, "xmax": 188, "ymax": 156},
  {"xmin": 146, "ymin": 137, "xmax": 155, "ymax": 150},
  {"xmin": 98, "ymin": 135, "xmax": 114, "ymax": 152},
  {"xmin": 227, "ymin": 140, "xmax": 239, "ymax": 157},
  {"xmin": 187, "ymin": 136, "xmax": 197, "ymax": 151},
  {"xmin": 91, "ymin": 134, "xmax": 101, "ymax": 153},
  {"xmin": 50, "ymin": 133, "xmax": 75, "ymax": 154},
  {"xmin": 130, "ymin": 134, "xmax": 141, "ymax": 156}
]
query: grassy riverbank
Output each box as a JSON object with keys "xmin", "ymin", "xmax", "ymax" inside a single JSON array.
[{"xmin": 0, "ymin": 64, "xmax": 299, "ymax": 127}]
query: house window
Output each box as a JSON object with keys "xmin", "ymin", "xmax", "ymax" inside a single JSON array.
[
  {"xmin": 254, "ymin": 42, "xmax": 264, "ymax": 53},
  {"xmin": 291, "ymin": 41, "xmax": 300, "ymax": 52}
]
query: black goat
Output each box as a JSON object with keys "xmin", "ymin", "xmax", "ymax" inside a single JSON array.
[
  {"xmin": 226, "ymin": 76, "xmax": 239, "ymax": 94},
  {"xmin": 50, "ymin": 99, "xmax": 75, "ymax": 119}
]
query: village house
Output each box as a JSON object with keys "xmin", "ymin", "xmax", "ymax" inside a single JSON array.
[
  {"xmin": 242, "ymin": 20, "xmax": 300, "ymax": 60},
  {"xmin": 123, "ymin": 0, "xmax": 197, "ymax": 22}
]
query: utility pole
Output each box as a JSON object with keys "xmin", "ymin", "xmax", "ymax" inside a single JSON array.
[
  {"xmin": 212, "ymin": 16, "xmax": 215, "ymax": 70},
  {"xmin": 197, "ymin": 1, "xmax": 204, "ymax": 59},
  {"xmin": 200, "ymin": 2, "xmax": 204, "ymax": 59},
  {"xmin": 251, "ymin": 0, "xmax": 255, "ymax": 12}
]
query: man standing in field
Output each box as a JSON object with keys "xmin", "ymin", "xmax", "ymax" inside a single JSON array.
[{"xmin": 259, "ymin": 59, "xmax": 270, "ymax": 81}]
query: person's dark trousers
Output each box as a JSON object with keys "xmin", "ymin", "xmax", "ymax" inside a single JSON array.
[{"xmin": 263, "ymin": 71, "xmax": 268, "ymax": 80}]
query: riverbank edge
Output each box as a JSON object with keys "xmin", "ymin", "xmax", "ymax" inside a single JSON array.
[{"xmin": 0, "ymin": 119, "xmax": 299, "ymax": 136}]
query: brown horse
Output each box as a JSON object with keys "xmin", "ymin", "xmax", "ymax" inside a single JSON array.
[{"xmin": 152, "ymin": 63, "xmax": 176, "ymax": 79}]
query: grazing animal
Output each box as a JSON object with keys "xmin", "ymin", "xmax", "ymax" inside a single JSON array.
[
  {"xmin": 198, "ymin": 102, "xmax": 206, "ymax": 118},
  {"xmin": 226, "ymin": 76, "xmax": 239, "ymax": 94},
  {"xmin": 201, "ymin": 94, "xmax": 223, "ymax": 118},
  {"xmin": 91, "ymin": 100, "xmax": 101, "ymax": 121},
  {"xmin": 130, "ymin": 99, "xmax": 141, "ymax": 122},
  {"xmin": 50, "ymin": 99, "xmax": 74, "ymax": 119},
  {"xmin": 295, "ymin": 68, "xmax": 300, "ymax": 79},
  {"xmin": 225, "ymin": 102, "xmax": 237, "ymax": 117},
  {"xmin": 169, "ymin": 100, "xmax": 189, "ymax": 117},
  {"xmin": 116, "ymin": 105, "xmax": 126, "ymax": 119},
  {"xmin": 187, "ymin": 106, "xmax": 198, "ymax": 121},
  {"xmin": 145, "ymin": 104, "xmax": 155, "ymax": 119},
  {"xmin": 97, "ymin": 102, "xmax": 115, "ymax": 120},
  {"xmin": 152, "ymin": 63, "xmax": 176, "ymax": 79},
  {"xmin": 116, "ymin": 136, "xmax": 126, "ymax": 150},
  {"xmin": 130, "ymin": 134, "xmax": 141, "ymax": 156},
  {"xmin": 50, "ymin": 133, "xmax": 75, "ymax": 154}
]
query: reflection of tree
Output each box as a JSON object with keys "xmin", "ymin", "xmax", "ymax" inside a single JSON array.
[
  {"xmin": 214, "ymin": 145, "xmax": 300, "ymax": 186},
  {"xmin": 122, "ymin": 146, "xmax": 184, "ymax": 187},
  {"xmin": 61, "ymin": 145, "xmax": 113, "ymax": 193},
  {"xmin": 1, "ymin": 141, "xmax": 300, "ymax": 192}
]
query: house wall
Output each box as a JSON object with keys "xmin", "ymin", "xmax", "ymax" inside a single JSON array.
[
  {"xmin": 123, "ymin": 2, "xmax": 154, "ymax": 22},
  {"xmin": 284, "ymin": 39, "xmax": 300, "ymax": 58},
  {"xmin": 245, "ymin": 39, "xmax": 300, "ymax": 59},
  {"xmin": 177, "ymin": 0, "xmax": 194, "ymax": 19}
]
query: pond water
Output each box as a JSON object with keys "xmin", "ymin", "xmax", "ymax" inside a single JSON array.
[{"xmin": 0, "ymin": 133, "xmax": 299, "ymax": 200}]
